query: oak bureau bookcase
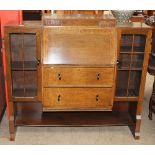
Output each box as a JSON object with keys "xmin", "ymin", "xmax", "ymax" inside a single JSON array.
[{"xmin": 4, "ymin": 14, "xmax": 152, "ymax": 141}]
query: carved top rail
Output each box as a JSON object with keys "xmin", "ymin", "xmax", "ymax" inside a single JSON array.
[{"xmin": 42, "ymin": 14, "xmax": 116, "ymax": 27}]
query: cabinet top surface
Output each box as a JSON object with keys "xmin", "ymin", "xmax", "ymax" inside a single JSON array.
[{"xmin": 4, "ymin": 14, "xmax": 151, "ymax": 29}]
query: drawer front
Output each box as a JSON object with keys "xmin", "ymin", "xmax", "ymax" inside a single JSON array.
[
  {"xmin": 43, "ymin": 67, "xmax": 114, "ymax": 87},
  {"xmin": 43, "ymin": 88, "xmax": 113, "ymax": 110}
]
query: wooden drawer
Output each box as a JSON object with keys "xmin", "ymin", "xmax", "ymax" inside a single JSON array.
[
  {"xmin": 43, "ymin": 88, "xmax": 113, "ymax": 110},
  {"xmin": 43, "ymin": 67, "xmax": 115, "ymax": 87}
]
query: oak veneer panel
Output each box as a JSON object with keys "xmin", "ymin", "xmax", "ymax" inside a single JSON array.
[
  {"xmin": 43, "ymin": 88, "xmax": 113, "ymax": 110},
  {"xmin": 43, "ymin": 67, "xmax": 114, "ymax": 87},
  {"xmin": 43, "ymin": 27, "xmax": 117, "ymax": 65}
]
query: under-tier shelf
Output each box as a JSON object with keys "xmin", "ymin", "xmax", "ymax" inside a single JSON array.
[{"xmin": 15, "ymin": 102, "xmax": 134, "ymax": 126}]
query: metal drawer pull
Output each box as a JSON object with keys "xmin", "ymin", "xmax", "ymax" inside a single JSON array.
[
  {"xmin": 37, "ymin": 59, "xmax": 40, "ymax": 65},
  {"xmin": 117, "ymin": 60, "xmax": 120, "ymax": 65},
  {"xmin": 96, "ymin": 95, "xmax": 99, "ymax": 102},
  {"xmin": 57, "ymin": 95, "xmax": 61, "ymax": 102},
  {"xmin": 57, "ymin": 73, "xmax": 61, "ymax": 80},
  {"xmin": 97, "ymin": 73, "xmax": 100, "ymax": 80}
]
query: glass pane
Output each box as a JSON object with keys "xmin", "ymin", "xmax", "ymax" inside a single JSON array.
[
  {"xmin": 131, "ymin": 54, "xmax": 144, "ymax": 68},
  {"xmin": 133, "ymin": 34, "xmax": 146, "ymax": 52},
  {"xmin": 128, "ymin": 71, "xmax": 142, "ymax": 96},
  {"xmin": 148, "ymin": 54, "xmax": 155, "ymax": 74},
  {"xmin": 10, "ymin": 33, "xmax": 38, "ymax": 98},
  {"xmin": 116, "ymin": 71, "xmax": 129, "ymax": 96},
  {"xmin": 120, "ymin": 34, "xmax": 133, "ymax": 53},
  {"xmin": 12, "ymin": 71, "xmax": 24, "ymax": 97},
  {"xmin": 119, "ymin": 54, "xmax": 131, "ymax": 69},
  {"xmin": 25, "ymin": 71, "xmax": 37, "ymax": 97},
  {"xmin": 23, "ymin": 34, "xmax": 37, "ymax": 69},
  {"xmin": 10, "ymin": 34, "xmax": 23, "ymax": 70}
]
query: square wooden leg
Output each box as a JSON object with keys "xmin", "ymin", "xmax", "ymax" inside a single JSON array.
[
  {"xmin": 148, "ymin": 77, "xmax": 155, "ymax": 120},
  {"xmin": 9, "ymin": 116, "xmax": 16, "ymax": 141},
  {"xmin": 134, "ymin": 118, "xmax": 141, "ymax": 140}
]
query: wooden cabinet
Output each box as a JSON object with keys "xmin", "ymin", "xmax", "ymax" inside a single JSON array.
[{"xmin": 4, "ymin": 15, "xmax": 152, "ymax": 141}]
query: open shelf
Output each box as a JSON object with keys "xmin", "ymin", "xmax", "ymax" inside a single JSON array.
[
  {"xmin": 15, "ymin": 102, "xmax": 134, "ymax": 126},
  {"xmin": 16, "ymin": 111, "xmax": 134, "ymax": 126}
]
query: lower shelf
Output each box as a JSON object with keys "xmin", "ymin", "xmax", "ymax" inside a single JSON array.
[{"xmin": 15, "ymin": 102, "xmax": 134, "ymax": 126}]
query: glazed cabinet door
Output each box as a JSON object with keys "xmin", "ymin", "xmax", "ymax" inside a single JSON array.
[
  {"xmin": 115, "ymin": 29, "xmax": 151, "ymax": 98},
  {"xmin": 5, "ymin": 27, "xmax": 41, "ymax": 102}
]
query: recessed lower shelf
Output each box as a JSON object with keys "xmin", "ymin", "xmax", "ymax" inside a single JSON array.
[
  {"xmin": 16, "ymin": 112, "xmax": 134, "ymax": 126},
  {"xmin": 15, "ymin": 103, "xmax": 134, "ymax": 126}
]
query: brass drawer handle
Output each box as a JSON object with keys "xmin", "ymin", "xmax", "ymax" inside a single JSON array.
[
  {"xmin": 97, "ymin": 73, "xmax": 100, "ymax": 80},
  {"xmin": 57, "ymin": 95, "xmax": 61, "ymax": 102},
  {"xmin": 96, "ymin": 95, "xmax": 99, "ymax": 102},
  {"xmin": 57, "ymin": 73, "xmax": 61, "ymax": 80}
]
